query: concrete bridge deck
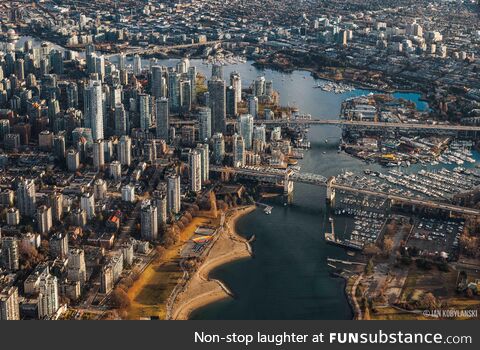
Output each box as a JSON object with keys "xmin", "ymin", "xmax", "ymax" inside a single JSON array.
[{"xmin": 210, "ymin": 166, "xmax": 480, "ymax": 216}]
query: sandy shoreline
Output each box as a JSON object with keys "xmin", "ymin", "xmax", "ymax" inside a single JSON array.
[{"xmin": 170, "ymin": 205, "xmax": 256, "ymax": 320}]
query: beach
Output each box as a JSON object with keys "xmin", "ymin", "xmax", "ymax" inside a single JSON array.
[
  {"xmin": 170, "ymin": 205, "xmax": 256, "ymax": 320},
  {"xmin": 125, "ymin": 216, "xmax": 213, "ymax": 320}
]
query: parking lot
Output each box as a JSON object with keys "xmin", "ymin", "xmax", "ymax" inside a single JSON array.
[{"xmin": 406, "ymin": 217, "xmax": 464, "ymax": 258}]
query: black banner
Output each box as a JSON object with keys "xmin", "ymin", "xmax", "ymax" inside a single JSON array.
[{"xmin": 1, "ymin": 320, "xmax": 478, "ymax": 350}]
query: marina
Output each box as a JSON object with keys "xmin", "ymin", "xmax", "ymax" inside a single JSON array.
[
  {"xmin": 335, "ymin": 164, "xmax": 480, "ymax": 203},
  {"xmin": 314, "ymin": 81, "xmax": 355, "ymax": 94}
]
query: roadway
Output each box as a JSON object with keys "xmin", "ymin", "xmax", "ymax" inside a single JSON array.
[
  {"xmin": 210, "ymin": 166, "xmax": 480, "ymax": 216},
  {"xmin": 168, "ymin": 118, "xmax": 480, "ymax": 132},
  {"xmin": 256, "ymin": 119, "xmax": 480, "ymax": 132}
]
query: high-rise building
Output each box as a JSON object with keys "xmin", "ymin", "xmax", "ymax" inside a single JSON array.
[
  {"xmin": 50, "ymin": 192, "xmax": 63, "ymax": 222},
  {"xmin": 66, "ymin": 82, "xmax": 78, "ymax": 109},
  {"xmin": 114, "ymin": 103, "xmax": 127, "ymax": 136},
  {"xmin": 212, "ymin": 133, "xmax": 225, "ymax": 165},
  {"xmin": 16, "ymin": 178, "xmax": 36, "ymax": 217},
  {"xmin": 167, "ymin": 174, "xmax": 181, "ymax": 215},
  {"xmin": 248, "ymin": 96, "xmax": 258, "ymax": 119},
  {"xmin": 188, "ymin": 66, "xmax": 197, "ymax": 103},
  {"xmin": 189, "ymin": 150, "xmax": 202, "ymax": 192},
  {"xmin": 0, "ymin": 119, "xmax": 10, "ymax": 142},
  {"xmin": 100, "ymin": 265, "xmax": 113, "ymax": 294},
  {"xmin": 177, "ymin": 57, "xmax": 190, "ymax": 73},
  {"xmin": 212, "ymin": 64, "xmax": 223, "ymax": 79},
  {"xmin": 151, "ymin": 65, "xmax": 166, "ymax": 98},
  {"xmin": 168, "ymin": 71, "xmax": 181, "ymax": 113},
  {"xmin": 144, "ymin": 140, "xmax": 157, "ymax": 163},
  {"xmin": 208, "ymin": 79, "xmax": 226, "ymax": 134},
  {"xmin": 133, "ymin": 54, "xmax": 142, "ymax": 75},
  {"xmin": 36, "ymin": 205, "xmax": 52, "ymax": 235},
  {"xmin": 119, "ymin": 135, "xmax": 132, "ymax": 166},
  {"xmin": 80, "ymin": 192, "xmax": 95, "ymax": 219},
  {"xmin": 139, "ymin": 93, "xmax": 151, "ymax": 131},
  {"xmin": 94, "ymin": 179, "xmax": 107, "ymax": 200},
  {"xmin": 110, "ymin": 86, "xmax": 122, "ymax": 107},
  {"xmin": 196, "ymin": 143, "xmax": 209, "ymax": 184},
  {"xmin": 118, "ymin": 53, "xmax": 126, "ymax": 71},
  {"xmin": 155, "ymin": 97, "xmax": 169, "ymax": 141},
  {"xmin": 254, "ymin": 76, "xmax": 266, "ymax": 96},
  {"xmin": 233, "ymin": 133, "xmax": 246, "ymax": 167},
  {"xmin": 84, "ymin": 80, "xmax": 104, "ymax": 141},
  {"xmin": 121, "ymin": 184, "xmax": 135, "ymax": 202},
  {"xmin": 226, "ymin": 85, "xmax": 237, "ymax": 117},
  {"xmin": 49, "ymin": 232, "xmax": 68, "ymax": 260},
  {"xmin": 253, "ymin": 124, "xmax": 267, "ymax": 153},
  {"xmin": 38, "ymin": 274, "xmax": 59, "ymax": 319},
  {"xmin": 180, "ymin": 80, "xmax": 192, "ymax": 112},
  {"xmin": 1, "ymin": 237, "xmax": 19, "ymax": 271},
  {"xmin": 230, "ymin": 71, "xmax": 242, "ymax": 103},
  {"xmin": 0, "ymin": 285, "xmax": 20, "ymax": 320},
  {"xmin": 14, "ymin": 58, "xmax": 25, "ymax": 80},
  {"xmin": 198, "ymin": 107, "xmax": 212, "ymax": 142},
  {"xmin": 110, "ymin": 161, "xmax": 122, "ymax": 181},
  {"xmin": 67, "ymin": 249, "xmax": 87, "ymax": 287},
  {"xmin": 265, "ymin": 80, "xmax": 273, "ymax": 97},
  {"xmin": 141, "ymin": 200, "xmax": 158, "ymax": 241},
  {"xmin": 66, "ymin": 148, "xmax": 80, "ymax": 172},
  {"xmin": 239, "ymin": 114, "xmax": 254, "ymax": 150},
  {"xmin": 153, "ymin": 191, "xmax": 167, "ymax": 226},
  {"xmin": 93, "ymin": 139, "xmax": 105, "ymax": 171},
  {"xmin": 53, "ymin": 134, "xmax": 66, "ymax": 161},
  {"xmin": 50, "ymin": 50, "xmax": 64, "ymax": 75},
  {"xmin": 6, "ymin": 208, "xmax": 20, "ymax": 226}
]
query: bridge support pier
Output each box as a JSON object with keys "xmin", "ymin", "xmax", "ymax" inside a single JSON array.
[
  {"xmin": 326, "ymin": 177, "xmax": 336, "ymax": 207},
  {"xmin": 283, "ymin": 179, "xmax": 294, "ymax": 205}
]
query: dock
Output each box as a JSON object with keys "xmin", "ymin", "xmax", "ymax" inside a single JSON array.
[{"xmin": 327, "ymin": 258, "xmax": 366, "ymax": 266}]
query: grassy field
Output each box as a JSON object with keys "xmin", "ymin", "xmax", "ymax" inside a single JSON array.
[
  {"xmin": 125, "ymin": 216, "xmax": 213, "ymax": 320},
  {"xmin": 370, "ymin": 265, "xmax": 480, "ymax": 320}
]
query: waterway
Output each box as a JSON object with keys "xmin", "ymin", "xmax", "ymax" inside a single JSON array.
[{"xmin": 186, "ymin": 61, "xmax": 423, "ymax": 320}]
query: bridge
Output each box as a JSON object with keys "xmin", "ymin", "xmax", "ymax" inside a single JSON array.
[
  {"xmin": 255, "ymin": 119, "xmax": 480, "ymax": 132},
  {"xmin": 210, "ymin": 165, "xmax": 327, "ymax": 186},
  {"xmin": 210, "ymin": 165, "xmax": 480, "ymax": 216},
  {"xmin": 168, "ymin": 118, "xmax": 480, "ymax": 132},
  {"xmin": 105, "ymin": 40, "xmax": 223, "ymax": 58}
]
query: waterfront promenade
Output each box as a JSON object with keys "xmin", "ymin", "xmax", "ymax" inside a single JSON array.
[{"xmin": 170, "ymin": 206, "xmax": 255, "ymax": 320}]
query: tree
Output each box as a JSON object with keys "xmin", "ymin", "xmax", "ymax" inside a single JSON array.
[
  {"xmin": 180, "ymin": 216, "xmax": 190, "ymax": 227},
  {"xmin": 383, "ymin": 237, "xmax": 394, "ymax": 254},
  {"xmin": 459, "ymin": 234, "xmax": 478, "ymax": 257},
  {"xmin": 184, "ymin": 212, "xmax": 193, "ymax": 222},
  {"xmin": 365, "ymin": 258, "xmax": 374, "ymax": 275},
  {"xmin": 19, "ymin": 241, "xmax": 44, "ymax": 270},
  {"xmin": 111, "ymin": 287, "xmax": 131, "ymax": 309},
  {"xmin": 363, "ymin": 244, "xmax": 381, "ymax": 256},
  {"xmin": 156, "ymin": 246, "xmax": 166, "ymax": 257},
  {"xmin": 176, "ymin": 221, "xmax": 185, "ymax": 231},
  {"xmin": 420, "ymin": 292, "xmax": 437, "ymax": 310}
]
